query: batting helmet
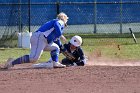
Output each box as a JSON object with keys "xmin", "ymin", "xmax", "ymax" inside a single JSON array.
[{"xmin": 70, "ymin": 35, "xmax": 82, "ymax": 47}]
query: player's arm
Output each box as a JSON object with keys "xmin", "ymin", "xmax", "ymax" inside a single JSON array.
[
  {"xmin": 54, "ymin": 38, "xmax": 62, "ymax": 48},
  {"xmin": 60, "ymin": 44, "xmax": 76, "ymax": 60},
  {"xmin": 54, "ymin": 21, "xmax": 63, "ymax": 38},
  {"xmin": 75, "ymin": 48, "xmax": 86, "ymax": 66},
  {"xmin": 60, "ymin": 35, "xmax": 67, "ymax": 43},
  {"xmin": 78, "ymin": 48, "xmax": 85, "ymax": 60}
]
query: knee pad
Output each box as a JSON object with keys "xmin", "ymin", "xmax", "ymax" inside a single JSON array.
[{"xmin": 51, "ymin": 48, "xmax": 59, "ymax": 56}]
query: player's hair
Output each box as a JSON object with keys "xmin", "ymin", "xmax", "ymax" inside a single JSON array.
[{"xmin": 57, "ymin": 12, "xmax": 69, "ymax": 20}]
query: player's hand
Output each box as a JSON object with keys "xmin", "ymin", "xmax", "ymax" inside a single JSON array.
[{"xmin": 61, "ymin": 35, "xmax": 67, "ymax": 43}]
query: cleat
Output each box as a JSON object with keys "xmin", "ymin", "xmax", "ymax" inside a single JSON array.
[
  {"xmin": 3, "ymin": 58, "xmax": 14, "ymax": 69},
  {"xmin": 53, "ymin": 61, "xmax": 66, "ymax": 68}
]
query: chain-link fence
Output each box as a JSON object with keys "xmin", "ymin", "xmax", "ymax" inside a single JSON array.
[{"xmin": 0, "ymin": 1, "xmax": 140, "ymax": 47}]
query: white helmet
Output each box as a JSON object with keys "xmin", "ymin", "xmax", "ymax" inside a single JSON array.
[{"xmin": 70, "ymin": 35, "xmax": 82, "ymax": 47}]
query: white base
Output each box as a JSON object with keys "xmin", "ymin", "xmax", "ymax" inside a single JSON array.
[{"xmin": 32, "ymin": 61, "xmax": 53, "ymax": 68}]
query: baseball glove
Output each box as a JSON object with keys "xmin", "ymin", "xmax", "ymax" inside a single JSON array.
[{"xmin": 61, "ymin": 50, "xmax": 76, "ymax": 61}]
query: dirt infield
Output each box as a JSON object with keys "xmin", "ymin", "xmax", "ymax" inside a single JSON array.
[{"xmin": 0, "ymin": 61, "xmax": 140, "ymax": 93}]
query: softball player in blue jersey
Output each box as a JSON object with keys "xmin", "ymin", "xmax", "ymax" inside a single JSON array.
[{"xmin": 3, "ymin": 12, "xmax": 68, "ymax": 69}]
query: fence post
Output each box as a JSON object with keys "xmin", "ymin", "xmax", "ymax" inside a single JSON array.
[
  {"xmin": 18, "ymin": 0, "xmax": 22, "ymax": 33},
  {"xmin": 94, "ymin": 0, "xmax": 97, "ymax": 33},
  {"xmin": 56, "ymin": 0, "xmax": 60, "ymax": 14},
  {"xmin": 120, "ymin": 0, "xmax": 123, "ymax": 34},
  {"xmin": 28, "ymin": 0, "xmax": 31, "ymax": 32}
]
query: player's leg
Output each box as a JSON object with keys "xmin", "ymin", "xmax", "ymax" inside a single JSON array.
[
  {"xmin": 44, "ymin": 42, "xmax": 66, "ymax": 68},
  {"xmin": 61, "ymin": 58, "xmax": 74, "ymax": 67},
  {"xmin": 3, "ymin": 32, "xmax": 46, "ymax": 69},
  {"xmin": 29, "ymin": 32, "xmax": 46, "ymax": 63}
]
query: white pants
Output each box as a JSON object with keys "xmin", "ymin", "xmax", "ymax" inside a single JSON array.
[{"xmin": 29, "ymin": 32, "xmax": 59, "ymax": 62}]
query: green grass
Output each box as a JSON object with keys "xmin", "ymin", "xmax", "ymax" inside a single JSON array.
[
  {"xmin": 82, "ymin": 44, "xmax": 140, "ymax": 60},
  {"xmin": 0, "ymin": 35, "xmax": 140, "ymax": 64},
  {"xmin": 0, "ymin": 43, "xmax": 140, "ymax": 65}
]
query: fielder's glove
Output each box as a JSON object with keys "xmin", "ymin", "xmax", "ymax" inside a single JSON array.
[
  {"xmin": 60, "ymin": 45, "xmax": 76, "ymax": 61},
  {"xmin": 61, "ymin": 50, "xmax": 76, "ymax": 61}
]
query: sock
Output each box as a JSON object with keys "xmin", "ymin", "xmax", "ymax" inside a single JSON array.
[
  {"xmin": 12, "ymin": 55, "xmax": 30, "ymax": 65},
  {"xmin": 51, "ymin": 49, "xmax": 59, "ymax": 62}
]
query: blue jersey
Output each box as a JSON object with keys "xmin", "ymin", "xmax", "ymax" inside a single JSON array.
[
  {"xmin": 54, "ymin": 38, "xmax": 62, "ymax": 48},
  {"xmin": 36, "ymin": 19, "xmax": 65, "ymax": 44}
]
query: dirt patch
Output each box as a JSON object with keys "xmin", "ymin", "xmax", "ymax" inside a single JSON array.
[
  {"xmin": 87, "ymin": 58, "xmax": 140, "ymax": 66},
  {"xmin": 0, "ymin": 62, "xmax": 140, "ymax": 93}
]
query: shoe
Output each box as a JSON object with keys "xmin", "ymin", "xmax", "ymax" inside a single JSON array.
[
  {"xmin": 3, "ymin": 58, "xmax": 14, "ymax": 69},
  {"xmin": 53, "ymin": 61, "xmax": 66, "ymax": 68},
  {"xmin": 32, "ymin": 61, "xmax": 53, "ymax": 68}
]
